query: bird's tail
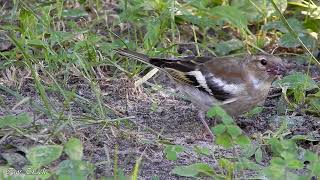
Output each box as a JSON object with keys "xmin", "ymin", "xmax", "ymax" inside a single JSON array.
[
  {"xmin": 115, "ymin": 49, "xmax": 151, "ymax": 64},
  {"xmin": 115, "ymin": 48, "xmax": 194, "ymax": 69},
  {"xmin": 115, "ymin": 49, "xmax": 205, "ymax": 85}
]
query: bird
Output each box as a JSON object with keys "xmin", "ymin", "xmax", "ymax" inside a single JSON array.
[{"xmin": 115, "ymin": 48, "xmax": 286, "ymax": 138}]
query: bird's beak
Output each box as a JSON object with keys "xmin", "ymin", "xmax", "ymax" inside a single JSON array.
[{"xmin": 268, "ymin": 64, "xmax": 287, "ymax": 76}]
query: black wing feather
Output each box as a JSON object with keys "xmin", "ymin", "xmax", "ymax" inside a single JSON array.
[{"xmin": 205, "ymin": 76, "xmax": 233, "ymax": 101}]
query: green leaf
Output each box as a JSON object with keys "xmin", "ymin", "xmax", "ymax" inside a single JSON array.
[
  {"xmin": 177, "ymin": 6, "xmax": 217, "ymax": 28},
  {"xmin": 171, "ymin": 166, "xmax": 199, "ymax": 177},
  {"xmin": 27, "ymin": 145, "xmax": 63, "ymax": 169},
  {"xmin": 151, "ymin": 176, "xmax": 160, "ymax": 180},
  {"xmin": 278, "ymin": 33, "xmax": 300, "ymax": 48},
  {"xmin": 235, "ymin": 158, "xmax": 262, "ymax": 170},
  {"xmin": 281, "ymin": 139, "xmax": 298, "ymax": 153},
  {"xmin": 61, "ymin": 8, "xmax": 88, "ymax": 18},
  {"xmin": 215, "ymin": 39, "xmax": 243, "ymax": 56},
  {"xmin": 216, "ymin": 133, "xmax": 233, "ymax": 148},
  {"xmin": 211, "ymin": 124, "xmax": 226, "ymax": 135},
  {"xmin": 268, "ymin": 138, "xmax": 298, "ymax": 157},
  {"xmin": 263, "ymin": 18, "xmax": 304, "ymax": 33},
  {"xmin": 0, "ymin": 166, "xmax": 9, "ymax": 178},
  {"xmin": 19, "ymin": 7, "xmax": 38, "ymax": 38},
  {"xmin": 172, "ymin": 163, "xmax": 215, "ymax": 177},
  {"xmin": 263, "ymin": 159, "xmax": 286, "ymax": 179},
  {"xmin": 50, "ymin": 31, "xmax": 75, "ymax": 44},
  {"xmin": 0, "ymin": 113, "xmax": 32, "ymax": 128},
  {"xmin": 287, "ymin": 159, "xmax": 304, "ymax": 169},
  {"xmin": 56, "ymin": 160, "xmax": 95, "ymax": 180},
  {"xmin": 226, "ymin": 125, "xmax": 242, "ymax": 138},
  {"xmin": 280, "ymin": 151, "xmax": 297, "ymax": 161},
  {"xmin": 26, "ymin": 39, "xmax": 46, "ymax": 48},
  {"xmin": 271, "ymin": 157, "xmax": 286, "ymax": 166},
  {"xmin": 304, "ymin": 19, "xmax": 320, "ymax": 32},
  {"xmin": 207, "ymin": 105, "xmax": 234, "ymax": 124},
  {"xmin": 178, "ymin": 15, "xmax": 217, "ymax": 27},
  {"xmin": 219, "ymin": 158, "xmax": 234, "ymax": 170},
  {"xmin": 278, "ymin": 32, "xmax": 316, "ymax": 48},
  {"xmin": 304, "ymin": 150, "xmax": 319, "ymax": 163},
  {"xmin": 189, "ymin": 163, "xmax": 215, "ymax": 176},
  {"xmin": 242, "ymin": 144, "xmax": 259, "ymax": 158},
  {"xmin": 255, "ymin": 148, "xmax": 263, "ymax": 163},
  {"xmin": 244, "ymin": 106, "xmax": 263, "ymax": 118},
  {"xmin": 290, "ymin": 134, "xmax": 317, "ymax": 142},
  {"xmin": 185, "ymin": 0, "xmax": 215, "ymax": 9},
  {"xmin": 193, "ymin": 146, "xmax": 210, "ymax": 156},
  {"xmin": 164, "ymin": 145, "xmax": 184, "ymax": 161},
  {"xmin": 143, "ymin": 14, "xmax": 169, "ymax": 50},
  {"xmin": 235, "ymin": 135, "xmax": 251, "ymax": 146},
  {"xmin": 172, "ymin": 145, "xmax": 184, "ymax": 153},
  {"xmin": 275, "ymin": 72, "xmax": 318, "ymax": 91},
  {"xmin": 313, "ymin": 162, "xmax": 320, "ymax": 177},
  {"xmin": 231, "ymin": 0, "xmax": 287, "ymax": 22},
  {"xmin": 308, "ymin": 93, "xmax": 320, "ymax": 115},
  {"xmin": 210, "ymin": 5, "xmax": 248, "ymax": 30},
  {"xmin": 165, "ymin": 150, "xmax": 177, "ymax": 161},
  {"xmin": 64, "ymin": 138, "xmax": 83, "ymax": 160},
  {"xmin": 287, "ymin": 172, "xmax": 308, "ymax": 180}
]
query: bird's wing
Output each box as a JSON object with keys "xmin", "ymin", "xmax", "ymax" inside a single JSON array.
[
  {"xmin": 149, "ymin": 56, "xmax": 247, "ymax": 102},
  {"xmin": 116, "ymin": 49, "xmax": 247, "ymax": 102}
]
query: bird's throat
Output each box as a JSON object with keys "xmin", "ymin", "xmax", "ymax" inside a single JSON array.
[{"xmin": 248, "ymin": 74, "xmax": 262, "ymax": 89}]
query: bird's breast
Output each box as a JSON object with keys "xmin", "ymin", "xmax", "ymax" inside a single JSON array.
[{"xmin": 179, "ymin": 80, "xmax": 272, "ymax": 117}]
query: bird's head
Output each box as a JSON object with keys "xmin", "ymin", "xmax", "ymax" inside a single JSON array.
[{"xmin": 245, "ymin": 54, "xmax": 286, "ymax": 81}]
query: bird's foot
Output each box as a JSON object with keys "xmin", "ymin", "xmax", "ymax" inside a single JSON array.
[{"xmin": 198, "ymin": 111, "xmax": 215, "ymax": 142}]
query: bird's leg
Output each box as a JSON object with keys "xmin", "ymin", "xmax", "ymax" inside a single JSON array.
[{"xmin": 198, "ymin": 111, "xmax": 215, "ymax": 140}]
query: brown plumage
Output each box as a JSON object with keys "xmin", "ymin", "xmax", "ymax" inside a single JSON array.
[{"xmin": 115, "ymin": 49, "xmax": 286, "ymax": 138}]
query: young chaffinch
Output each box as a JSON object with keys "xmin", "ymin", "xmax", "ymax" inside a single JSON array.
[{"xmin": 116, "ymin": 49, "xmax": 286, "ymax": 138}]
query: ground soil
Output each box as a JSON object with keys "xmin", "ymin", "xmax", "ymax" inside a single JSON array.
[{"xmin": 0, "ymin": 59, "xmax": 319, "ymax": 179}]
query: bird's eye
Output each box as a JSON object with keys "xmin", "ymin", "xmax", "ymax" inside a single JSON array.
[{"xmin": 260, "ymin": 59, "xmax": 267, "ymax": 65}]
